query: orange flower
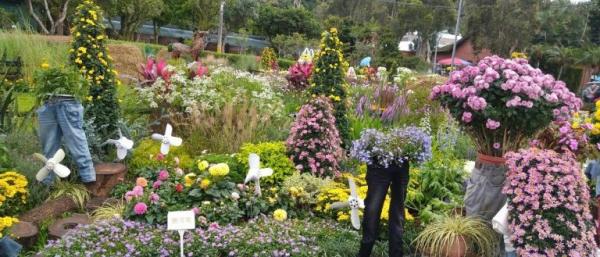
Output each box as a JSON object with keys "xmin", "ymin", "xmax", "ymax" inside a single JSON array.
[{"xmin": 136, "ymin": 177, "xmax": 148, "ymax": 187}]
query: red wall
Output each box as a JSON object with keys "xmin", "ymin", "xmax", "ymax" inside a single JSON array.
[{"xmin": 436, "ymin": 39, "xmax": 493, "ymax": 63}]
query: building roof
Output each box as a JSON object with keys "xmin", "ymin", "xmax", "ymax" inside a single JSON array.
[{"xmin": 104, "ymin": 19, "xmax": 194, "ymax": 39}]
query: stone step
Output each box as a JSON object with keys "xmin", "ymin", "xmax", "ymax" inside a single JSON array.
[
  {"xmin": 48, "ymin": 213, "xmax": 91, "ymax": 239},
  {"xmin": 9, "ymin": 221, "xmax": 38, "ymax": 248},
  {"xmin": 87, "ymin": 163, "xmax": 127, "ymax": 198}
]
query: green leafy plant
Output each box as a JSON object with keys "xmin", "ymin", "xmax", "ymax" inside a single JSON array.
[
  {"xmin": 47, "ymin": 181, "xmax": 90, "ymax": 210},
  {"xmin": 129, "ymin": 138, "xmax": 193, "ymax": 176},
  {"xmin": 33, "ymin": 65, "xmax": 88, "ymax": 103},
  {"xmin": 69, "ymin": 0, "xmax": 120, "ymax": 144},
  {"xmin": 413, "ymin": 215, "xmax": 498, "ymax": 257},
  {"xmin": 260, "ymin": 47, "xmax": 277, "ymax": 71},
  {"xmin": 237, "ymin": 141, "xmax": 296, "ymax": 185},
  {"xmin": 405, "ymin": 149, "xmax": 467, "ymax": 224},
  {"xmin": 91, "ymin": 200, "xmax": 125, "ymax": 222},
  {"xmin": 309, "ymin": 28, "xmax": 351, "ymax": 147}
]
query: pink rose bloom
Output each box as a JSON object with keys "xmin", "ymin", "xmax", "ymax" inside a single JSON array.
[
  {"xmin": 150, "ymin": 193, "xmax": 160, "ymax": 204},
  {"xmin": 134, "ymin": 202, "xmax": 148, "ymax": 215},
  {"xmin": 158, "ymin": 170, "xmax": 169, "ymax": 181},
  {"xmin": 152, "ymin": 180, "xmax": 162, "ymax": 189},
  {"xmin": 461, "ymin": 112, "xmax": 473, "ymax": 123},
  {"xmin": 486, "ymin": 119, "xmax": 501, "ymax": 130},
  {"xmin": 132, "ymin": 186, "xmax": 144, "ymax": 197},
  {"xmin": 175, "ymin": 168, "xmax": 184, "ymax": 176}
]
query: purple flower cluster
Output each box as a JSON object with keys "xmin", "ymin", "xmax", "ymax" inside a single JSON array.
[
  {"xmin": 287, "ymin": 97, "xmax": 343, "ymax": 177},
  {"xmin": 430, "ymin": 55, "xmax": 581, "ymax": 155},
  {"xmin": 40, "ymin": 218, "xmax": 349, "ymax": 256},
  {"xmin": 355, "ymin": 85, "xmax": 410, "ymax": 123},
  {"xmin": 503, "ymin": 149, "xmax": 597, "ymax": 256},
  {"xmin": 350, "ymin": 126, "xmax": 432, "ymax": 168}
]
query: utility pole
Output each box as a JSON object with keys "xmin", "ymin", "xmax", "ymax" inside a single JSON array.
[
  {"xmin": 432, "ymin": 33, "xmax": 441, "ymax": 73},
  {"xmin": 217, "ymin": 0, "xmax": 225, "ymax": 53},
  {"xmin": 450, "ymin": 0, "xmax": 464, "ymax": 68}
]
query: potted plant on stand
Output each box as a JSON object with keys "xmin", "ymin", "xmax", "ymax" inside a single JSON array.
[
  {"xmin": 430, "ymin": 55, "xmax": 581, "ymax": 221},
  {"xmin": 350, "ymin": 126, "xmax": 432, "ymax": 257}
]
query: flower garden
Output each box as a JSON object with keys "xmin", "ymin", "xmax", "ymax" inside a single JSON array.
[{"xmin": 0, "ymin": 1, "xmax": 599, "ymax": 257}]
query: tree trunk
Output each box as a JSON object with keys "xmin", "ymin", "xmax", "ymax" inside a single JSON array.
[
  {"xmin": 153, "ymin": 20, "xmax": 160, "ymax": 44},
  {"xmin": 27, "ymin": 0, "xmax": 50, "ymax": 34},
  {"xmin": 558, "ymin": 65, "xmax": 564, "ymax": 80}
]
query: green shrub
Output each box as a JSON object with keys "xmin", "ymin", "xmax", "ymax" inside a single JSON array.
[
  {"xmin": 237, "ymin": 141, "xmax": 296, "ymax": 185},
  {"xmin": 129, "ymin": 138, "xmax": 194, "ymax": 176}
]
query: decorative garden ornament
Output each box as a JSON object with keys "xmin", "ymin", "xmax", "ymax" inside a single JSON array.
[
  {"xmin": 244, "ymin": 153, "xmax": 273, "ymax": 196},
  {"xmin": 298, "ymin": 48, "xmax": 314, "ymax": 64},
  {"xmin": 33, "ymin": 149, "xmax": 70, "ymax": 182},
  {"xmin": 151, "ymin": 124, "xmax": 183, "ymax": 155},
  {"xmin": 330, "ymin": 177, "xmax": 364, "ymax": 230},
  {"xmin": 359, "ymin": 57, "xmax": 371, "ymax": 67},
  {"xmin": 105, "ymin": 129, "xmax": 134, "ymax": 160},
  {"xmin": 346, "ymin": 67, "xmax": 357, "ymax": 81}
]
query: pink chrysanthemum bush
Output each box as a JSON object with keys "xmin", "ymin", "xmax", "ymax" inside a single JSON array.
[
  {"xmin": 286, "ymin": 96, "xmax": 343, "ymax": 177},
  {"xmin": 503, "ymin": 149, "xmax": 597, "ymax": 256},
  {"xmin": 430, "ymin": 56, "xmax": 581, "ymax": 156}
]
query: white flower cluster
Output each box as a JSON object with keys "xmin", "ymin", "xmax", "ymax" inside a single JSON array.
[{"xmin": 135, "ymin": 65, "xmax": 286, "ymax": 117}]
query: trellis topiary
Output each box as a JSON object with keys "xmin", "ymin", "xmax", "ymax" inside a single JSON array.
[
  {"xmin": 260, "ymin": 47, "xmax": 278, "ymax": 71},
  {"xmin": 309, "ymin": 28, "xmax": 350, "ymax": 147},
  {"xmin": 69, "ymin": 0, "xmax": 120, "ymax": 144},
  {"xmin": 286, "ymin": 97, "xmax": 342, "ymax": 178}
]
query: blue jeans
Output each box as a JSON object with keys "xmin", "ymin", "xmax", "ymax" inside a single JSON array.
[
  {"xmin": 585, "ymin": 160, "xmax": 600, "ymax": 197},
  {"xmin": 36, "ymin": 100, "xmax": 95, "ymax": 184},
  {"xmin": 0, "ymin": 236, "xmax": 21, "ymax": 257},
  {"xmin": 505, "ymin": 251, "xmax": 517, "ymax": 257}
]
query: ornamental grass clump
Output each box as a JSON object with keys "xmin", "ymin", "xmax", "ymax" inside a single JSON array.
[
  {"xmin": 350, "ymin": 127, "xmax": 432, "ymax": 168},
  {"xmin": 69, "ymin": 0, "xmax": 120, "ymax": 142},
  {"xmin": 310, "ymin": 28, "xmax": 351, "ymax": 147},
  {"xmin": 430, "ymin": 56, "xmax": 581, "ymax": 156},
  {"xmin": 287, "ymin": 97, "xmax": 342, "ymax": 177},
  {"xmin": 503, "ymin": 149, "xmax": 597, "ymax": 256}
]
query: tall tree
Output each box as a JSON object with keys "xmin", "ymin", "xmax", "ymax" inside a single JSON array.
[
  {"xmin": 545, "ymin": 46, "xmax": 577, "ymax": 80},
  {"xmin": 224, "ymin": 0, "xmax": 259, "ymax": 32},
  {"xmin": 99, "ymin": 0, "xmax": 164, "ymax": 40},
  {"xmin": 253, "ymin": 5, "xmax": 321, "ymax": 39},
  {"xmin": 183, "ymin": 0, "xmax": 221, "ymax": 30},
  {"xmin": 591, "ymin": 0, "xmax": 600, "ymax": 45},
  {"xmin": 27, "ymin": 0, "xmax": 72, "ymax": 34},
  {"xmin": 534, "ymin": 0, "xmax": 590, "ymax": 47},
  {"xmin": 465, "ymin": 0, "xmax": 541, "ymax": 56},
  {"xmin": 394, "ymin": 0, "xmax": 456, "ymax": 58}
]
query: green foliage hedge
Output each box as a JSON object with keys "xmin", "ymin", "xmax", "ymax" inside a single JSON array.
[{"xmin": 237, "ymin": 141, "xmax": 296, "ymax": 185}]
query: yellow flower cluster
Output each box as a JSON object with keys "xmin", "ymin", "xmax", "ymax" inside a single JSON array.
[
  {"xmin": 315, "ymin": 173, "xmax": 414, "ymax": 223},
  {"xmin": 511, "ymin": 52, "xmax": 528, "ymax": 59},
  {"xmin": 0, "ymin": 171, "xmax": 28, "ymax": 207},
  {"xmin": 0, "ymin": 216, "xmax": 18, "ymax": 237},
  {"xmin": 184, "ymin": 173, "xmax": 197, "ymax": 187},
  {"xmin": 273, "ymin": 209, "xmax": 287, "ymax": 221},
  {"xmin": 197, "ymin": 160, "xmax": 209, "ymax": 171},
  {"xmin": 592, "ymin": 101, "xmax": 600, "ymax": 135},
  {"xmin": 199, "ymin": 179, "xmax": 211, "ymax": 190},
  {"xmin": 208, "ymin": 163, "xmax": 229, "ymax": 177}
]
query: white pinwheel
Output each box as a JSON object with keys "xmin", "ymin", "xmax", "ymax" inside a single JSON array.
[
  {"xmin": 33, "ymin": 149, "xmax": 71, "ymax": 182},
  {"xmin": 105, "ymin": 130, "xmax": 134, "ymax": 160},
  {"xmin": 244, "ymin": 153, "xmax": 273, "ymax": 196},
  {"xmin": 151, "ymin": 124, "xmax": 182, "ymax": 155},
  {"xmin": 330, "ymin": 177, "xmax": 365, "ymax": 230}
]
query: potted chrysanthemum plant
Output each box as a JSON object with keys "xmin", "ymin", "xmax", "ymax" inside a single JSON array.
[{"xmin": 430, "ymin": 55, "xmax": 581, "ymax": 220}]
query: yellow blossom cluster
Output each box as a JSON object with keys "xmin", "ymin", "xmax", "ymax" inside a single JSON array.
[
  {"xmin": 273, "ymin": 209, "xmax": 287, "ymax": 221},
  {"xmin": 511, "ymin": 52, "xmax": 528, "ymax": 59},
  {"xmin": 0, "ymin": 216, "xmax": 18, "ymax": 237},
  {"xmin": 0, "ymin": 171, "xmax": 28, "ymax": 207},
  {"xmin": 592, "ymin": 101, "xmax": 600, "ymax": 135},
  {"xmin": 208, "ymin": 163, "xmax": 230, "ymax": 177},
  {"xmin": 315, "ymin": 173, "xmax": 413, "ymax": 223}
]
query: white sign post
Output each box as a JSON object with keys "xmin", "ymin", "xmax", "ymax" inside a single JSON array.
[{"xmin": 167, "ymin": 210, "xmax": 196, "ymax": 257}]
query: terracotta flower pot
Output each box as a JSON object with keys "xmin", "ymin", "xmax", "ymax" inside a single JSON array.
[{"xmin": 444, "ymin": 235, "xmax": 468, "ymax": 257}]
